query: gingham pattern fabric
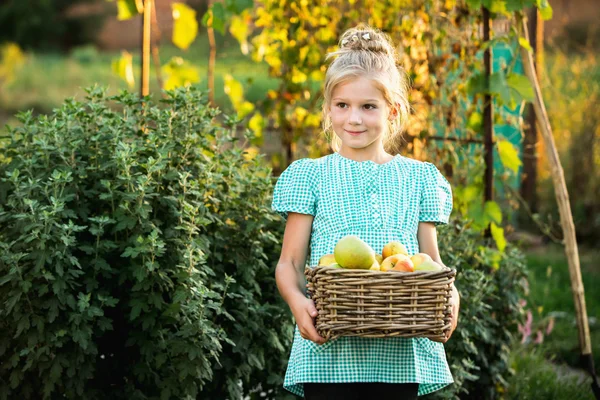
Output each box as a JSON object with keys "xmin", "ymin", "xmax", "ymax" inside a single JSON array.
[{"xmin": 272, "ymin": 152, "xmax": 454, "ymax": 397}]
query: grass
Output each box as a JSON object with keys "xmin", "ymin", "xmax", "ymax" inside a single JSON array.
[
  {"xmin": 522, "ymin": 243, "xmax": 600, "ymax": 370},
  {"xmin": 0, "ymin": 32, "xmax": 279, "ymax": 127},
  {"xmin": 507, "ymin": 348, "xmax": 594, "ymax": 400},
  {"xmin": 504, "ymin": 243, "xmax": 600, "ymax": 399}
]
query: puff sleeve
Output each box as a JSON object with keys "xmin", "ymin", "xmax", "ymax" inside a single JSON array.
[
  {"xmin": 419, "ymin": 162, "xmax": 453, "ymax": 225},
  {"xmin": 271, "ymin": 159, "xmax": 318, "ymax": 220}
]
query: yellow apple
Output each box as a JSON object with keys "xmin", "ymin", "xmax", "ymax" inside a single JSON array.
[
  {"xmin": 414, "ymin": 259, "xmax": 443, "ymax": 272},
  {"xmin": 318, "ymin": 254, "xmax": 337, "ymax": 267},
  {"xmin": 382, "ymin": 241, "xmax": 408, "ymax": 259},
  {"xmin": 375, "ymin": 254, "xmax": 383, "ymax": 264},
  {"xmin": 369, "ymin": 260, "xmax": 381, "ymax": 271},
  {"xmin": 380, "ymin": 254, "xmax": 414, "ymax": 272},
  {"xmin": 410, "ymin": 253, "xmax": 433, "ymax": 269}
]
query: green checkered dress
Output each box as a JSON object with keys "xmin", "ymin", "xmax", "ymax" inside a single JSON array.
[{"xmin": 271, "ymin": 152, "xmax": 454, "ymax": 397}]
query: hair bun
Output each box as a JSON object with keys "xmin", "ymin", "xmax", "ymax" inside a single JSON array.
[{"xmin": 338, "ymin": 26, "xmax": 394, "ymax": 57}]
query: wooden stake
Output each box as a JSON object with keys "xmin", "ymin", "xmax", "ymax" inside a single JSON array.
[
  {"xmin": 518, "ymin": 13, "xmax": 591, "ymax": 357},
  {"xmin": 140, "ymin": 0, "xmax": 152, "ymax": 97}
]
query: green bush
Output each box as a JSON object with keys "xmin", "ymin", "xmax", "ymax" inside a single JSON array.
[
  {"xmin": 0, "ymin": 86, "xmax": 292, "ymax": 399},
  {"xmin": 425, "ymin": 221, "xmax": 528, "ymax": 400}
]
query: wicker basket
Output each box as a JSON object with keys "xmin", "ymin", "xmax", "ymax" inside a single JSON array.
[{"xmin": 305, "ymin": 266, "xmax": 456, "ymax": 341}]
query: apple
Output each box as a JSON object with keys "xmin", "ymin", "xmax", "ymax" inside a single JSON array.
[
  {"xmin": 382, "ymin": 241, "xmax": 408, "ymax": 259},
  {"xmin": 334, "ymin": 235, "xmax": 376, "ymax": 269},
  {"xmin": 375, "ymin": 254, "xmax": 383, "ymax": 264},
  {"xmin": 328, "ymin": 263, "xmax": 343, "ymax": 269},
  {"xmin": 410, "ymin": 253, "xmax": 433, "ymax": 269},
  {"xmin": 414, "ymin": 259, "xmax": 443, "ymax": 272},
  {"xmin": 380, "ymin": 254, "xmax": 414, "ymax": 272},
  {"xmin": 369, "ymin": 260, "xmax": 381, "ymax": 271},
  {"xmin": 318, "ymin": 254, "xmax": 337, "ymax": 267}
]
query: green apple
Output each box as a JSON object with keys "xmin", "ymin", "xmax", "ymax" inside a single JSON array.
[{"xmin": 334, "ymin": 235, "xmax": 376, "ymax": 269}]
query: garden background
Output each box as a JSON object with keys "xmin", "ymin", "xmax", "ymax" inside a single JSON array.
[{"xmin": 0, "ymin": 0, "xmax": 599, "ymax": 399}]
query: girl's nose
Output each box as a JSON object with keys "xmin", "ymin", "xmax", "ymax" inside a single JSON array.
[{"xmin": 349, "ymin": 109, "xmax": 362, "ymax": 124}]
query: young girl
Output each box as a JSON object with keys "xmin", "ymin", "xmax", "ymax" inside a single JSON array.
[{"xmin": 272, "ymin": 25, "xmax": 460, "ymax": 400}]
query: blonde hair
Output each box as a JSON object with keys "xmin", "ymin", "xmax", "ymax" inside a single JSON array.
[{"xmin": 321, "ymin": 24, "xmax": 411, "ymax": 153}]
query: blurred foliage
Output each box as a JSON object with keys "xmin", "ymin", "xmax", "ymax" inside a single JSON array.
[
  {"xmin": 536, "ymin": 49, "xmax": 600, "ymax": 244},
  {"xmin": 0, "ymin": 0, "xmax": 103, "ymax": 51},
  {"xmin": 0, "ymin": 43, "xmax": 26, "ymax": 87}
]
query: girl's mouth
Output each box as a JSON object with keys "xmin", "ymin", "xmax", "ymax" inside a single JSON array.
[{"xmin": 345, "ymin": 129, "xmax": 366, "ymax": 136}]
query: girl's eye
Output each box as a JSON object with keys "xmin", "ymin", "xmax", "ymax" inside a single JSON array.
[{"xmin": 336, "ymin": 103, "xmax": 377, "ymax": 109}]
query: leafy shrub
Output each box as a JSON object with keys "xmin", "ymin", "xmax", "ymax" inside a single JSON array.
[
  {"xmin": 425, "ymin": 220, "xmax": 528, "ymax": 400},
  {"xmin": 0, "ymin": 86, "xmax": 292, "ymax": 399}
]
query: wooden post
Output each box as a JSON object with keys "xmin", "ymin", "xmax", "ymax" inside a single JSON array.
[
  {"xmin": 519, "ymin": 15, "xmax": 600, "ymax": 398},
  {"xmin": 140, "ymin": 0, "xmax": 152, "ymax": 97},
  {"xmin": 482, "ymin": 6, "xmax": 494, "ymax": 237}
]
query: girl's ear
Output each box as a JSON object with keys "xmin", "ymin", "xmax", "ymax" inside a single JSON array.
[{"xmin": 388, "ymin": 103, "xmax": 399, "ymax": 120}]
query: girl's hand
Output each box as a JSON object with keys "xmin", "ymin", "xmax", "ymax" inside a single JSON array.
[
  {"xmin": 290, "ymin": 295, "xmax": 327, "ymax": 344},
  {"xmin": 431, "ymin": 283, "xmax": 460, "ymax": 343}
]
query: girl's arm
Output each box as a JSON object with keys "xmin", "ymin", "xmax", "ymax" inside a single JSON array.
[
  {"xmin": 417, "ymin": 221, "xmax": 460, "ymax": 343},
  {"xmin": 275, "ymin": 212, "xmax": 326, "ymax": 344}
]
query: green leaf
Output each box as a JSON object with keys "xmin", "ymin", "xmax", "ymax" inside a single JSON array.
[
  {"xmin": 507, "ymin": 73, "xmax": 534, "ymax": 102},
  {"xmin": 172, "ymin": 3, "xmax": 198, "ymax": 50},
  {"xmin": 116, "ymin": 0, "xmax": 139, "ymax": 21},
  {"xmin": 536, "ymin": 0, "xmax": 553, "ymax": 20},
  {"xmin": 226, "ymin": 0, "xmax": 254, "ymax": 14},
  {"xmin": 505, "ymin": 0, "xmax": 529, "ymax": 12},
  {"xmin": 489, "ymin": 72, "xmax": 511, "ymax": 105},
  {"xmin": 497, "ymin": 139, "xmax": 522, "ymax": 173},
  {"xmin": 484, "ymin": 201, "xmax": 503, "ymax": 224},
  {"xmin": 466, "ymin": 0, "xmax": 482, "ymax": 8},
  {"xmin": 490, "ymin": 222, "xmax": 507, "ymax": 252},
  {"xmin": 211, "ymin": 3, "xmax": 226, "ymax": 35}
]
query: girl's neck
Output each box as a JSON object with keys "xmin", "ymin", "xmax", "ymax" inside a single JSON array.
[{"xmin": 337, "ymin": 146, "xmax": 394, "ymax": 165}]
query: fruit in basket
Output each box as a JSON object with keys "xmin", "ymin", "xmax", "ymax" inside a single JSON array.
[
  {"xmin": 334, "ymin": 235, "xmax": 376, "ymax": 269},
  {"xmin": 382, "ymin": 241, "xmax": 408, "ymax": 259},
  {"xmin": 414, "ymin": 259, "xmax": 444, "ymax": 272},
  {"xmin": 375, "ymin": 254, "xmax": 383, "ymax": 264},
  {"xmin": 369, "ymin": 260, "xmax": 381, "ymax": 271},
  {"xmin": 328, "ymin": 263, "xmax": 343, "ymax": 269},
  {"xmin": 410, "ymin": 253, "xmax": 433, "ymax": 268},
  {"xmin": 380, "ymin": 254, "xmax": 414, "ymax": 272},
  {"xmin": 318, "ymin": 254, "xmax": 337, "ymax": 267}
]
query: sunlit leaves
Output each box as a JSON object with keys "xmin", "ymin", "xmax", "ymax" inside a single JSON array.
[
  {"xmin": 111, "ymin": 50, "xmax": 135, "ymax": 88},
  {"xmin": 161, "ymin": 57, "xmax": 200, "ymax": 90},
  {"xmin": 224, "ymin": 74, "xmax": 255, "ymax": 119},
  {"xmin": 490, "ymin": 222, "xmax": 507, "ymax": 252},
  {"xmin": 172, "ymin": 3, "xmax": 198, "ymax": 50},
  {"xmin": 229, "ymin": 12, "xmax": 251, "ymax": 55},
  {"xmin": 497, "ymin": 139, "xmax": 522, "ymax": 173},
  {"xmin": 536, "ymin": 0, "xmax": 553, "ymax": 20},
  {"xmin": 115, "ymin": 0, "xmax": 140, "ymax": 20},
  {"xmin": 0, "ymin": 42, "xmax": 26, "ymax": 85}
]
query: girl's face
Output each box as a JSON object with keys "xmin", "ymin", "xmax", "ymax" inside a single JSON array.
[{"xmin": 329, "ymin": 76, "xmax": 391, "ymax": 153}]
